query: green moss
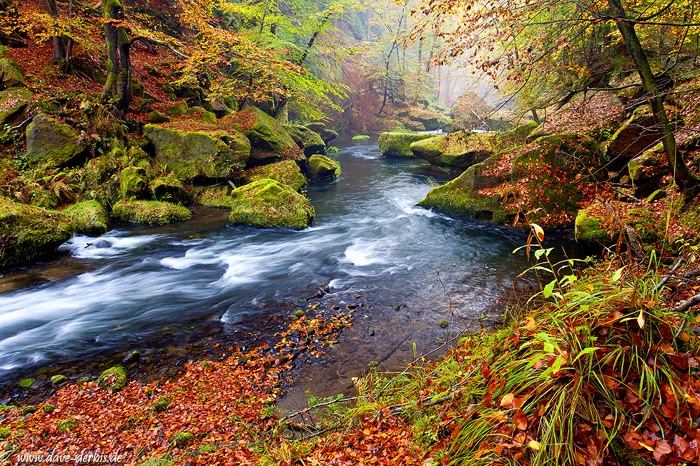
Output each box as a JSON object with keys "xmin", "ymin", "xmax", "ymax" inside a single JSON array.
[
  {"xmin": 97, "ymin": 366, "xmax": 128, "ymax": 391},
  {"xmin": 308, "ymin": 154, "xmax": 341, "ymax": 181},
  {"xmin": 244, "ymin": 160, "xmax": 307, "ymax": 191},
  {"xmin": 147, "ymin": 110, "xmax": 170, "ymax": 123},
  {"xmin": 196, "ymin": 186, "xmax": 232, "ymax": 208},
  {"xmin": 574, "ymin": 208, "xmax": 612, "ymax": 243},
  {"xmin": 284, "ymin": 124, "xmax": 325, "ymax": 157},
  {"xmin": 50, "ymin": 374, "xmax": 68, "ymax": 385},
  {"xmin": 626, "ymin": 208, "xmax": 662, "ymax": 242},
  {"xmin": 0, "ymin": 87, "xmax": 33, "ymax": 126},
  {"xmin": 20, "ymin": 405, "xmax": 35, "ymax": 415},
  {"xmin": 378, "ymin": 132, "xmax": 434, "ymax": 157},
  {"xmin": 57, "ymin": 417, "xmax": 77, "ymax": 432},
  {"xmin": 224, "ymin": 105, "xmax": 301, "ymax": 162},
  {"xmin": 112, "ymin": 200, "xmax": 192, "ymax": 225},
  {"xmin": 25, "ymin": 114, "xmax": 84, "ymax": 168},
  {"xmin": 417, "ymin": 181, "xmax": 504, "ymax": 222},
  {"xmin": 229, "ymin": 179, "xmax": 315, "ymax": 229},
  {"xmin": 144, "ymin": 124, "xmax": 251, "ymax": 179},
  {"xmin": 17, "ymin": 377, "xmax": 35, "ymax": 388},
  {"xmin": 149, "ymin": 174, "xmax": 190, "ymax": 203},
  {"xmin": 409, "ymin": 131, "xmax": 493, "ymax": 168},
  {"xmin": 294, "ymin": 309, "xmax": 305, "ymax": 318},
  {"xmin": 153, "ymin": 396, "xmax": 170, "ymax": 413},
  {"xmin": 165, "ymin": 102, "xmax": 187, "ymax": 117},
  {"xmin": 351, "ymin": 135, "xmax": 370, "ymax": 141},
  {"xmin": 0, "ymin": 427, "xmax": 10, "ymax": 440},
  {"xmin": 169, "ymin": 431, "xmax": 195, "ymax": 447},
  {"xmin": 63, "ymin": 200, "xmax": 109, "ymax": 236},
  {"xmin": 42, "ymin": 404, "xmax": 55, "ymax": 413},
  {"xmin": 439, "ymin": 319, "xmax": 448, "ymax": 328},
  {"xmin": 120, "ymin": 166, "xmax": 148, "ymax": 199}
]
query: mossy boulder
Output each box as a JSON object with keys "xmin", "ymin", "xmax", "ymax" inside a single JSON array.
[
  {"xmin": 305, "ymin": 123, "xmax": 338, "ymax": 144},
  {"xmin": 308, "ymin": 154, "xmax": 341, "ymax": 181},
  {"xmin": 0, "ymin": 198, "xmax": 73, "ymax": 269},
  {"xmin": 574, "ymin": 206, "xmax": 614, "ymax": 244},
  {"xmin": 605, "ymin": 108, "xmax": 673, "ymax": 164},
  {"xmin": 63, "ymin": 200, "xmax": 109, "ymax": 236},
  {"xmin": 244, "ymin": 160, "xmax": 307, "ymax": 191},
  {"xmin": 165, "ymin": 102, "xmax": 188, "ymax": 117},
  {"xmin": 229, "ymin": 179, "xmax": 314, "ymax": 229},
  {"xmin": 378, "ymin": 132, "xmax": 435, "ymax": 157},
  {"xmin": 120, "ymin": 166, "xmax": 149, "ymax": 199},
  {"xmin": 112, "ymin": 200, "xmax": 192, "ymax": 224},
  {"xmin": 25, "ymin": 114, "xmax": 85, "ymax": 168},
  {"xmin": 284, "ymin": 124, "xmax": 325, "ymax": 156},
  {"xmin": 409, "ymin": 131, "xmax": 493, "ymax": 169},
  {"xmin": 396, "ymin": 106, "xmax": 444, "ymax": 131},
  {"xmin": 147, "ymin": 110, "xmax": 170, "ymax": 123},
  {"xmin": 144, "ymin": 124, "xmax": 251, "ymax": 179},
  {"xmin": 169, "ymin": 431, "xmax": 195, "ymax": 447},
  {"xmin": 575, "ymin": 201, "xmax": 665, "ymax": 245},
  {"xmin": 97, "ymin": 366, "xmax": 127, "ymax": 392},
  {"xmin": 0, "ymin": 87, "xmax": 33, "ymax": 126},
  {"xmin": 628, "ymin": 151, "xmax": 668, "ymax": 190},
  {"xmin": 418, "ymin": 133, "xmax": 603, "ymax": 228},
  {"xmin": 196, "ymin": 186, "xmax": 232, "ymax": 208},
  {"xmin": 149, "ymin": 174, "xmax": 190, "ymax": 203},
  {"xmin": 84, "ymin": 154, "xmax": 121, "ymax": 206},
  {"xmin": 222, "ymin": 105, "xmax": 302, "ymax": 164},
  {"xmin": 0, "ymin": 58, "xmax": 25, "ymax": 89}
]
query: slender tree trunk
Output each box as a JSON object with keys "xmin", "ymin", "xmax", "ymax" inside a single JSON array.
[
  {"xmin": 608, "ymin": 0, "xmax": 699, "ymax": 191},
  {"xmin": 45, "ymin": 0, "xmax": 74, "ymax": 71},
  {"xmin": 102, "ymin": 0, "xmax": 132, "ymax": 117}
]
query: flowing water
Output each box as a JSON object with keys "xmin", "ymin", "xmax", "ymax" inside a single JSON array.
[{"xmin": 0, "ymin": 135, "xmax": 530, "ymax": 398}]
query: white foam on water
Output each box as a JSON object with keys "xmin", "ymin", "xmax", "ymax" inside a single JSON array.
[{"xmin": 61, "ymin": 233, "xmax": 163, "ymax": 259}]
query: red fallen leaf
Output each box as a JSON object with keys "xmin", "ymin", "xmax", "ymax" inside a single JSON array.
[
  {"xmin": 667, "ymin": 354, "xmax": 690, "ymax": 370},
  {"xmin": 653, "ymin": 440, "xmax": 672, "ymax": 462},
  {"xmin": 623, "ymin": 431, "xmax": 643, "ymax": 450},
  {"xmin": 673, "ymin": 434, "xmax": 693, "ymax": 460},
  {"xmin": 513, "ymin": 410, "xmax": 527, "ymax": 431},
  {"xmin": 474, "ymin": 441, "xmax": 490, "ymax": 459}
]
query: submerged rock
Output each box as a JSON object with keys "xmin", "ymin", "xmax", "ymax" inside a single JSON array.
[
  {"xmin": 25, "ymin": 114, "xmax": 85, "ymax": 168},
  {"xmin": 228, "ymin": 178, "xmax": 315, "ymax": 229},
  {"xmin": 308, "ymin": 154, "xmax": 341, "ymax": 181},
  {"xmin": 112, "ymin": 200, "xmax": 192, "ymax": 224},
  {"xmin": 62, "ymin": 200, "xmax": 109, "ymax": 236},
  {"xmin": 144, "ymin": 124, "xmax": 251, "ymax": 179},
  {"xmin": 0, "ymin": 197, "xmax": 73, "ymax": 269},
  {"xmin": 378, "ymin": 132, "xmax": 435, "ymax": 158}
]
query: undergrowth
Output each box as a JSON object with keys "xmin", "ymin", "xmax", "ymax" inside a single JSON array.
[{"xmin": 271, "ymin": 224, "xmax": 700, "ymax": 465}]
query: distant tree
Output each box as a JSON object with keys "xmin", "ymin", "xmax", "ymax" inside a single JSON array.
[{"xmin": 413, "ymin": 0, "xmax": 700, "ymax": 192}]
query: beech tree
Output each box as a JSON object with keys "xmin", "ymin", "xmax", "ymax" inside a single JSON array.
[
  {"xmin": 413, "ymin": 0, "xmax": 700, "ymax": 191},
  {"xmin": 101, "ymin": 0, "xmax": 131, "ymax": 116}
]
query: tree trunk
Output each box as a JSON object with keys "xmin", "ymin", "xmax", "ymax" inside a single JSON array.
[
  {"xmin": 45, "ymin": 0, "xmax": 73, "ymax": 71},
  {"xmin": 102, "ymin": 0, "xmax": 131, "ymax": 117},
  {"xmin": 608, "ymin": 0, "xmax": 699, "ymax": 192}
]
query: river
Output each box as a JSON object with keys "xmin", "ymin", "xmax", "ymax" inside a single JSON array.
[{"xmin": 0, "ymin": 135, "xmax": 529, "ymax": 399}]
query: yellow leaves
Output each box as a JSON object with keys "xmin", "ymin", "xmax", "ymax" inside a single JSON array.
[{"xmin": 528, "ymin": 440, "xmax": 541, "ymax": 450}]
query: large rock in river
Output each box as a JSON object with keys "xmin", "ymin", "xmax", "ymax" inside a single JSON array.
[
  {"xmin": 378, "ymin": 132, "xmax": 435, "ymax": 158},
  {"xmin": 229, "ymin": 179, "xmax": 315, "ymax": 229},
  {"xmin": 308, "ymin": 154, "xmax": 340, "ymax": 181},
  {"xmin": 221, "ymin": 105, "xmax": 302, "ymax": 164},
  {"xmin": 144, "ymin": 124, "xmax": 251, "ymax": 179},
  {"xmin": 112, "ymin": 200, "xmax": 192, "ymax": 224},
  {"xmin": 244, "ymin": 160, "xmax": 307, "ymax": 192},
  {"xmin": 305, "ymin": 123, "xmax": 338, "ymax": 144},
  {"xmin": 25, "ymin": 114, "xmax": 85, "ymax": 168},
  {"xmin": 418, "ymin": 133, "xmax": 604, "ymax": 229},
  {"xmin": 63, "ymin": 200, "xmax": 109, "ymax": 236},
  {"xmin": 0, "ymin": 197, "xmax": 73, "ymax": 269},
  {"xmin": 284, "ymin": 124, "xmax": 325, "ymax": 157},
  {"xmin": 409, "ymin": 131, "xmax": 493, "ymax": 169}
]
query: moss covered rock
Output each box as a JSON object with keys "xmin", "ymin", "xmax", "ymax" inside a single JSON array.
[
  {"xmin": 0, "ymin": 58, "xmax": 25, "ymax": 89},
  {"xmin": 0, "ymin": 198, "xmax": 73, "ymax": 269},
  {"xmin": 25, "ymin": 114, "xmax": 85, "ymax": 168},
  {"xmin": 120, "ymin": 166, "xmax": 148, "ymax": 199},
  {"xmin": 284, "ymin": 124, "xmax": 325, "ymax": 156},
  {"xmin": 222, "ymin": 105, "xmax": 302, "ymax": 164},
  {"xmin": 97, "ymin": 366, "xmax": 127, "ymax": 392},
  {"xmin": 396, "ymin": 106, "xmax": 444, "ymax": 131},
  {"xmin": 63, "ymin": 200, "xmax": 109, "ymax": 236},
  {"xmin": 575, "ymin": 201, "xmax": 665, "ymax": 245},
  {"xmin": 144, "ymin": 124, "xmax": 250, "ymax": 179},
  {"xmin": 418, "ymin": 133, "xmax": 603, "ymax": 228},
  {"xmin": 165, "ymin": 102, "xmax": 187, "ymax": 117},
  {"xmin": 305, "ymin": 123, "xmax": 338, "ymax": 144},
  {"xmin": 229, "ymin": 179, "xmax": 314, "ymax": 229},
  {"xmin": 112, "ymin": 200, "xmax": 192, "ymax": 224},
  {"xmin": 605, "ymin": 108, "xmax": 671, "ymax": 163},
  {"xmin": 628, "ymin": 151, "xmax": 668, "ymax": 190},
  {"xmin": 147, "ymin": 110, "xmax": 170, "ymax": 123},
  {"xmin": 308, "ymin": 154, "xmax": 341, "ymax": 181},
  {"xmin": 409, "ymin": 131, "xmax": 493, "ymax": 169},
  {"xmin": 149, "ymin": 173, "xmax": 190, "ymax": 203},
  {"xmin": 196, "ymin": 186, "xmax": 232, "ymax": 208},
  {"xmin": 378, "ymin": 132, "xmax": 435, "ymax": 157},
  {"xmin": 0, "ymin": 87, "xmax": 33, "ymax": 126},
  {"xmin": 574, "ymin": 206, "xmax": 613, "ymax": 244},
  {"xmin": 244, "ymin": 160, "xmax": 307, "ymax": 191}
]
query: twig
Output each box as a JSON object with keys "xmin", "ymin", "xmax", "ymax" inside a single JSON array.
[
  {"xmin": 277, "ymin": 396, "xmax": 359, "ymax": 423},
  {"xmin": 655, "ymin": 257, "xmax": 685, "ymax": 292},
  {"xmin": 674, "ymin": 293, "xmax": 700, "ymax": 314},
  {"xmin": 612, "ymin": 188, "xmax": 643, "ymax": 203}
]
